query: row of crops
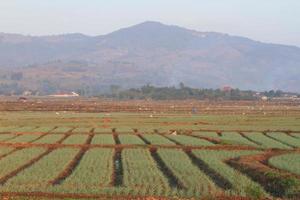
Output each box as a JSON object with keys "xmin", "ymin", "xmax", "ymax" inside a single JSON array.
[
  {"xmin": 2, "ymin": 125, "xmax": 300, "ymax": 134},
  {"xmin": 1, "ymin": 131, "xmax": 300, "ymax": 150},
  {"xmin": 0, "ymin": 145, "xmax": 299, "ymax": 198}
]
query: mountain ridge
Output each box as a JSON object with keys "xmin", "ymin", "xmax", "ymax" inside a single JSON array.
[
  {"xmin": 1, "ymin": 21, "xmax": 299, "ymax": 48},
  {"xmin": 0, "ymin": 21, "xmax": 300, "ymax": 94}
]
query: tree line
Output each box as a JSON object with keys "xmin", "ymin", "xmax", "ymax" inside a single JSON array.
[{"xmin": 104, "ymin": 83, "xmax": 296, "ymax": 100}]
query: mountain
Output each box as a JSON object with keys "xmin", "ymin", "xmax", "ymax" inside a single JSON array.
[{"xmin": 1, "ymin": 21, "xmax": 300, "ymax": 94}]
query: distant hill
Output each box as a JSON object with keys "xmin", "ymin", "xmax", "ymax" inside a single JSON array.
[{"xmin": 1, "ymin": 21, "xmax": 300, "ymax": 94}]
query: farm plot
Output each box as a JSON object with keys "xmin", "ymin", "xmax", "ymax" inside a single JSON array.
[
  {"xmin": 0, "ymin": 134, "xmax": 16, "ymax": 142},
  {"xmin": 157, "ymin": 149, "xmax": 221, "ymax": 197},
  {"xmin": 243, "ymin": 132, "xmax": 292, "ymax": 149},
  {"xmin": 0, "ymin": 109, "xmax": 300, "ymax": 199},
  {"xmin": 193, "ymin": 131, "xmax": 219, "ymax": 138},
  {"xmin": 94, "ymin": 128, "xmax": 113, "ymax": 133},
  {"xmin": 55, "ymin": 148, "xmax": 114, "ymax": 193},
  {"xmin": 192, "ymin": 150, "xmax": 267, "ymax": 196},
  {"xmin": 114, "ymin": 127, "xmax": 134, "ymax": 133},
  {"xmin": 32, "ymin": 127, "xmax": 55, "ymax": 133},
  {"xmin": 121, "ymin": 149, "xmax": 172, "ymax": 196},
  {"xmin": 165, "ymin": 135, "xmax": 214, "ymax": 146},
  {"xmin": 12, "ymin": 126, "xmax": 37, "ymax": 133},
  {"xmin": 194, "ymin": 132, "xmax": 258, "ymax": 146},
  {"xmin": 142, "ymin": 134, "xmax": 175, "ymax": 145},
  {"xmin": 62, "ymin": 135, "xmax": 89, "ymax": 144},
  {"xmin": 0, "ymin": 147, "xmax": 46, "ymax": 181},
  {"xmin": 219, "ymin": 132, "xmax": 258, "ymax": 146},
  {"xmin": 91, "ymin": 134, "xmax": 115, "ymax": 145},
  {"xmin": 1, "ymin": 148, "xmax": 79, "ymax": 192},
  {"xmin": 33, "ymin": 134, "xmax": 64, "ymax": 144},
  {"xmin": 0, "ymin": 127, "xmax": 16, "ymax": 132},
  {"xmin": 266, "ymin": 132, "xmax": 300, "ymax": 147},
  {"xmin": 118, "ymin": 135, "xmax": 145, "ymax": 145},
  {"xmin": 5, "ymin": 134, "xmax": 42, "ymax": 143},
  {"xmin": 137, "ymin": 127, "xmax": 156, "ymax": 133},
  {"xmin": 269, "ymin": 153, "xmax": 300, "ymax": 176},
  {"xmin": 291, "ymin": 133, "xmax": 300, "ymax": 139},
  {"xmin": 0, "ymin": 147, "xmax": 15, "ymax": 156},
  {"xmin": 51, "ymin": 127, "xmax": 73, "ymax": 133},
  {"xmin": 72, "ymin": 127, "xmax": 92, "ymax": 134}
]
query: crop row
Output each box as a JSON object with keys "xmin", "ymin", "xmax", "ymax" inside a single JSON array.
[
  {"xmin": 192, "ymin": 150, "xmax": 267, "ymax": 197},
  {"xmin": 91, "ymin": 134, "xmax": 115, "ymax": 144},
  {"xmin": 1, "ymin": 132, "xmax": 299, "ymax": 149},
  {"xmin": 226, "ymin": 151, "xmax": 300, "ymax": 197},
  {"xmin": 142, "ymin": 135, "xmax": 175, "ymax": 145},
  {"xmin": 62, "ymin": 135, "xmax": 89, "ymax": 144},
  {"xmin": 0, "ymin": 147, "xmax": 47, "ymax": 182},
  {"xmin": 166, "ymin": 135, "xmax": 214, "ymax": 146},
  {"xmin": 0, "ymin": 134, "xmax": 16, "ymax": 142},
  {"xmin": 243, "ymin": 132, "xmax": 292, "ymax": 149},
  {"xmin": 1, "ymin": 148, "xmax": 79, "ymax": 192},
  {"xmin": 5, "ymin": 134, "xmax": 42, "ymax": 143},
  {"xmin": 32, "ymin": 134, "xmax": 64, "ymax": 144},
  {"xmin": 118, "ymin": 135, "xmax": 146, "ymax": 145},
  {"xmin": 53, "ymin": 148, "xmax": 114, "ymax": 193},
  {"xmin": 194, "ymin": 132, "xmax": 258, "ymax": 146},
  {"xmin": 120, "ymin": 149, "xmax": 172, "ymax": 196},
  {"xmin": 268, "ymin": 153, "xmax": 300, "ymax": 176},
  {"xmin": 156, "ymin": 149, "xmax": 220, "ymax": 197},
  {"xmin": 265, "ymin": 132, "xmax": 300, "ymax": 147},
  {"xmin": 194, "ymin": 131, "xmax": 300, "ymax": 149},
  {"xmin": 1, "ymin": 146, "xmax": 299, "ymax": 198}
]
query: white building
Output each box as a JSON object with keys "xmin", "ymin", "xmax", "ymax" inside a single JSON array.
[{"xmin": 49, "ymin": 92, "xmax": 80, "ymax": 97}]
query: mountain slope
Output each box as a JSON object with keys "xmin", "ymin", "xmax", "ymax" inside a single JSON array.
[{"xmin": 1, "ymin": 21, "xmax": 300, "ymax": 94}]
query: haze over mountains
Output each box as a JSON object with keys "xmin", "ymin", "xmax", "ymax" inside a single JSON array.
[{"xmin": 1, "ymin": 21, "xmax": 300, "ymax": 94}]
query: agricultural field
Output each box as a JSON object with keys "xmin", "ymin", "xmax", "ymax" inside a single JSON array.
[{"xmin": 0, "ymin": 99, "xmax": 300, "ymax": 199}]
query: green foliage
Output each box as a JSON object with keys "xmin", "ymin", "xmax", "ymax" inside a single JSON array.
[
  {"xmin": 107, "ymin": 84, "xmax": 258, "ymax": 100},
  {"xmin": 33, "ymin": 134, "xmax": 63, "ymax": 144},
  {"xmin": 245, "ymin": 184, "xmax": 265, "ymax": 200},
  {"xmin": 62, "ymin": 135, "xmax": 88, "ymax": 144},
  {"xmin": 0, "ymin": 112, "xmax": 299, "ymax": 198},
  {"xmin": 3, "ymin": 148, "xmax": 79, "ymax": 192},
  {"xmin": 7, "ymin": 134, "xmax": 41, "ymax": 143},
  {"xmin": 0, "ymin": 147, "xmax": 15, "ymax": 157},
  {"xmin": 244, "ymin": 132, "xmax": 292, "ymax": 149},
  {"xmin": 118, "ymin": 135, "xmax": 145, "ymax": 145},
  {"xmin": 157, "ymin": 149, "xmax": 220, "ymax": 197},
  {"xmin": 142, "ymin": 134, "xmax": 175, "ymax": 145},
  {"xmin": 192, "ymin": 150, "xmax": 267, "ymax": 197},
  {"xmin": 166, "ymin": 135, "xmax": 214, "ymax": 146},
  {"xmin": 57, "ymin": 149, "xmax": 114, "ymax": 193},
  {"xmin": 91, "ymin": 134, "xmax": 115, "ymax": 144},
  {"xmin": 52, "ymin": 127, "xmax": 73, "ymax": 133},
  {"xmin": 12, "ymin": 126, "xmax": 37, "ymax": 132},
  {"xmin": 72, "ymin": 127, "xmax": 92, "ymax": 133},
  {"xmin": 121, "ymin": 149, "xmax": 171, "ymax": 196},
  {"xmin": 266, "ymin": 132, "xmax": 300, "ymax": 147},
  {"xmin": 0, "ymin": 148, "xmax": 46, "ymax": 178},
  {"xmin": 0, "ymin": 134, "xmax": 16, "ymax": 142},
  {"xmin": 264, "ymin": 171, "xmax": 300, "ymax": 197},
  {"xmin": 269, "ymin": 153, "xmax": 300, "ymax": 175}
]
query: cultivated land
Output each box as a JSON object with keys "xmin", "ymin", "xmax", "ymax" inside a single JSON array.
[{"xmin": 0, "ymin": 99, "xmax": 300, "ymax": 199}]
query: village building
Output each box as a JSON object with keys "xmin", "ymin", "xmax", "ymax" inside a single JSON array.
[{"xmin": 49, "ymin": 92, "xmax": 80, "ymax": 98}]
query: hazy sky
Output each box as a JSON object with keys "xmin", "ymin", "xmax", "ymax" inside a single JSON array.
[{"xmin": 0, "ymin": 0, "xmax": 300, "ymax": 46}]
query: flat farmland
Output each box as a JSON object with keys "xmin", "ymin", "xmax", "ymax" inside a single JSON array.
[{"xmin": 0, "ymin": 99, "xmax": 300, "ymax": 199}]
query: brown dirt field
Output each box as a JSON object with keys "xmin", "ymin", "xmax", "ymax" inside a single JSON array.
[
  {"xmin": 1, "ymin": 98, "xmax": 300, "ymax": 115},
  {"xmin": 226, "ymin": 150, "xmax": 300, "ymax": 198},
  {"xmin": 0, "ymin": 192, "xmax": 268, "ymax": 200},
  {"xmin": 227, "ymin": 149, "xmax": 300, "ymax": 177}
]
